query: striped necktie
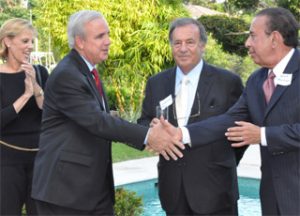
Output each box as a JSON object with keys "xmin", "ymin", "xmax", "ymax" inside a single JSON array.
[{"xmin": 263, "ymin": 70, "xmax": 276, "ymax": 104}]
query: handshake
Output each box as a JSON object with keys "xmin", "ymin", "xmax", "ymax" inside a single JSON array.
[{"xmin": 146, "ymin": 117, "xmax": 185, "ymax": 161}]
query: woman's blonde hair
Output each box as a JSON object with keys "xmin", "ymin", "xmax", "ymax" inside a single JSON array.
[{"xmin": 0, "ymin": 18, "xmax": 37, "ymax": 60}]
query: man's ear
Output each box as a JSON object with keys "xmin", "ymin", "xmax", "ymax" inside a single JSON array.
[
  {"xmin": 271, "ymin": 31, "xmax": 283, "ymax": 48},
  {"xmin": 75, "ymin": 36, "xmax": 84, "ymax": 50},
  {"xmin": 199, "ymin": 42, "xmax": 206, "ymax": 52}
]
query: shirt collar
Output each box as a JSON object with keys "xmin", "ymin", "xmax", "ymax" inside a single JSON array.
[
  {"xmin": 271, "ymin": 48, "xmax": 295, "ymax": 76},
  {"xmin": 176, "ymin": 60, "xmax": 203, "ymax": 88},
  {"xmin": 79, "ymin": 55, "xmax": 95, "ymax": 72}
]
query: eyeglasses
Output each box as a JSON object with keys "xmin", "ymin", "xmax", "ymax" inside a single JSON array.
[{"xmin": 172, "ymin": 91, "xmax": 201, "ymax": 120}]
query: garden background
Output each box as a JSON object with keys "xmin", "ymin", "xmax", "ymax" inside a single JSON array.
[{"xmin": 1, "ymin": 0, "xmax": 299, "ymax": 215}]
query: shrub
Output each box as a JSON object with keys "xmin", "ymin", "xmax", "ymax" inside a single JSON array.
[
  {"xmin": 115, "ymin": 188, "xmax": 143, "ymax": 216},
  {"xmin": 204, "ymin": 34, "xmax": 257, "ymax": 83},
  {"xmin": 200, "ymin": 15, "xmax": 249, "ymax": 57},
  {"xmin": 277, "ymin": 0, "xmax": 300, "ymax": 22},
  {"xmin": 228, "ymin": 0, "xmax": 259, "ymax": 11},
  {"xmin": 34, "ymin": 0, "xmax": 188, "ymax": 119}
]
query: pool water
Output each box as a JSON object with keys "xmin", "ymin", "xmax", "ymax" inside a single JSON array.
[{"xmin": 122, "ymin": 177, "xmax": 261, "ymax": 216}]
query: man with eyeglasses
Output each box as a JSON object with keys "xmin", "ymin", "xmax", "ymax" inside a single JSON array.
[{"xmin": 138, "ymin": 18, "xmax": 245, "ymax": 215}]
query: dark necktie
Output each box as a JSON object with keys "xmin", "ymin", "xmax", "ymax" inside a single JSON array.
[
  {"xmin": 91, "ymin": 68, "xmax": 103, "ymax": 97},
  {"xmin": 263, "ymin": 71, "xmax": 276, "ymax": 104}
]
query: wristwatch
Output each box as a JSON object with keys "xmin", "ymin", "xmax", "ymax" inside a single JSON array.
[{"xmin": 35, "ymin": 89, "xmax": 44, "ymax": 97}]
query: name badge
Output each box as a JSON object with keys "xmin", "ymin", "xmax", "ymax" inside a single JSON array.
[
  {"xmin": 275, "ymin": 74, "xmax": 292, "ymax": 86},
  {"xmin": 159, "ymin": 95, "xmax": 173, "ymax": 110}
]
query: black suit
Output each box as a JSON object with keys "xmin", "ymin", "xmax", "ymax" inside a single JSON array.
[
  {"xmin": 187, "ymin": 49, "xmax": 300, "ymax": 215},
  {"xmin": 31, "ymin": 49, "xmax": 148, "ymax": 213},
  {"xmin": 138, "ymin": 62, "xmax": 244, "ymax": 214}
]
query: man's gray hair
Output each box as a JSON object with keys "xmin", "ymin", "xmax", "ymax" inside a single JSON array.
[
  {"xmin": 169, "ymin": 18, "xmax": 207, "ymax": 44},
  {"xmin": 67, "ymin": 10, "xmax": 104, "ymax": 48}
]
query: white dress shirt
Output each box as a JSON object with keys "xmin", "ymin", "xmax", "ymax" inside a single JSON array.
[{"xmin": 175, "ymin": 60, "xmax": 203, "ymax": 126}]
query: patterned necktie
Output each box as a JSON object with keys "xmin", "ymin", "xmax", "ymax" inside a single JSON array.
[
  {"xmin": 263, "ymin": 71, "xmax": 276, "ymax": 104},
  {"xmin": 176, "ymin": 76, "xmax": 189, "ymax": 127},
  {"xmin": 91, "ymin": 68, "xmax": 103, "ymax": 97}
]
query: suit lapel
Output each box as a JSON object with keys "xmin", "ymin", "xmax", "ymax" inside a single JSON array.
[
  {"xmin": 70, "ymin": 49, "xmax": 106, "ymax": 111},
  {"xmin": 258, "ymin": 68, "xmax": 269, "ymax": 112},
  {"xmin": 197, "ymin": 63, "xmax": 215, "ymax": 104},
  {"xmin": 187, "ymin": 63, "xmax": 214, "ymax": 124},
  {"xmin": 101, "ymin": 79, "xmax": 110, "ymax": 113},
  {"xmin": 164, "ymin": 68, "xmax": 177, "ymax": 126},
  {"xmin": 86, "ymin": 75, "xmax": 106, "ymax": 111},
  {"xmin": 265, "ymin": 49, "xmax": 300, "ymax": 117}
]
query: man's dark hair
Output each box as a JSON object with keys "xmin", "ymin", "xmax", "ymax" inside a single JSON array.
[
  {"xmin": 169, "ymin": 18, "xmax": 207, "ymax": 44},
  {"xmin": 256, "ymin": 7, "xmax": 299, "ymax": 48}
]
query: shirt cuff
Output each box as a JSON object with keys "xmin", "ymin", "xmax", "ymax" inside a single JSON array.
[
  {"xmin": 144, "ymin": 129, "xmax": 150, "ymax": 145},
  {"xmin": 261, "ymin": 127, "xmax": 267, "ymax": 146},
  {"xmin": 180, "ymin": 126, "xmax": 192, "ymax": 147}
]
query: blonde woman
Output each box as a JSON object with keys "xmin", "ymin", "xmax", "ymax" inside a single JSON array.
[{"xmin": 0, "ymin": 18, "xmax": 48, "ymax": 215}]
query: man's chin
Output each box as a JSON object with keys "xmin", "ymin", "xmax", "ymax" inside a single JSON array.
[{"xmin": 101, "ymin": 54, "xmax": 109, "ymax": 61}]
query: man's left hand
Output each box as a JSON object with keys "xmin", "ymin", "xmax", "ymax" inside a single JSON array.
[{"xmin": 225, "ymin": 121, "xmax": 261, "ymax": 147}]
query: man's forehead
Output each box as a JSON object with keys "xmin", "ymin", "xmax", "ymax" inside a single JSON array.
[
  {"xmin": 173, "ymin": 25, "xmax": 199, "ymax": 37},
  {"xmin": 251, "ymin": 16, "xmax": 267, "ymax": 29},
  {"xmin": 85, "ymin": 18, "xmax": 109, "ymax": 31}
]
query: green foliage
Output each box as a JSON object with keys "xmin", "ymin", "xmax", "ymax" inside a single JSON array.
[
  {"xmin": 34, "ymin": 0, "xmax": 188, "ymax": 118},
  {"xmin": 0, "ymin": 0, "xmax": 44, "ymax": 53},
  {"xmin": 228, "ymin": 0, "xmax": 259, "ymax": 11},
  {"xmin": 115, "ymin": 188, "xmax": 143, "ymax": 216},
  {"xmin": 204, "ymin": 35, "xmax": 257, "ymax": 83},
  {"xmin": 276, "ymin": 0, "xmax": 300, "ymax": 22},
  {"xmin": 0, "ymin": 1, "xmax": 29, "ymax": 26},
  {"xmin": 200, "ymin": 15, "xmax": 249, "ymax": 57}
]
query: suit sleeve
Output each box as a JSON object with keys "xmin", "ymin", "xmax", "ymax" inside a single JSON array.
[
  {"xmin": 39, "ymin": 65, "xmax": 49, "ymax": 89},
  {"xmin": 229, "ymin": 74, "xmax": 248, "ymax": 164},
  {"xmin": 187, "ymin": 81, "xmax": 250, "ymax": 149},
  {"xmin": 266, "ymin": 123, "xmax": 300, "ymax": 153},
  {"xmin": 49, "ymin": 69, "xmax": 148, "ymax": 150}
]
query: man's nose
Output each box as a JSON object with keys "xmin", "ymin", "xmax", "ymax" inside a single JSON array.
[
  {"xmin": 105, "ymin": 36, "xmax": 111, "ymax": 46},
  {"xmin": 179, "ymin": 42, "xmax": 188, "ymax": 51},
  {"xmin": 245, "ymin": 37, "xmax": 251, "ymax": 48}
]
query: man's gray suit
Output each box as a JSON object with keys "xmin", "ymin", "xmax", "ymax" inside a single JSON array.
[
  {"xmin": 31, "ymin": 49, "xmax": 148, "ymax": 211},
  {"xmin": 138, "ymin": 62, "xmax": 244, "ymax": 214}
]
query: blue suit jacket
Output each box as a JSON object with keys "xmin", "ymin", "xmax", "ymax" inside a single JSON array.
[{"xmin": 188, "ymin": 49, "xmax": 300, "ymax": 215}]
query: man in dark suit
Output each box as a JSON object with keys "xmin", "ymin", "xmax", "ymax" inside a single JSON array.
[
  {"xmin": 160, "ymin": 8, "xmax": 300, "ymax": 216},
  {"xmin": 138, "ymin": 18, "xmax": 244, "ymax": 215},
  {"xmin": 31, "ymin": 10, "xmax": 184, "ymax": 215}
]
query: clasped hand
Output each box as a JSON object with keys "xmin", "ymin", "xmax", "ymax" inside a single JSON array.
[
  {"xmin": 21, "ymin": 61, "xmax": 42, "ymax": 97},
  {"xmin": 147, "ymin": 117, "xmax": 184, "ymax": 161}
]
